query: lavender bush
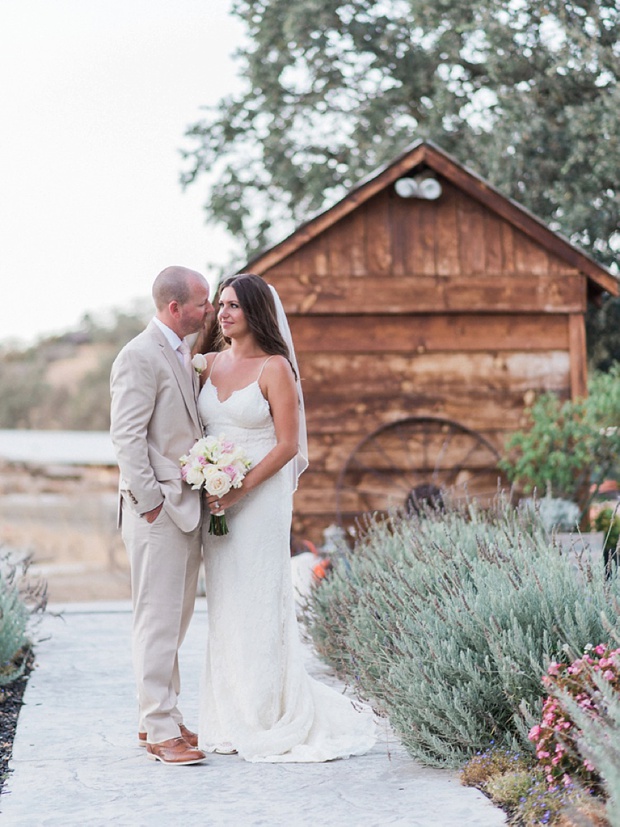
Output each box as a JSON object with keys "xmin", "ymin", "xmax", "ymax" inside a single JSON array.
[{"xmin": 304, "ymin": 498, "xmax": 620, "ymax": 766}]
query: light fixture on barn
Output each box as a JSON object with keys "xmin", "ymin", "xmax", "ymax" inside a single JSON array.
[{"xmin": 394, "ymin": 174, "xmax": 442, "ymax": 200}]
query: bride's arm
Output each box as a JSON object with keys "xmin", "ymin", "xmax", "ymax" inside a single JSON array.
[{"xmin": 206, "ymin": 356, "xmax": 298, "ymax": 513}]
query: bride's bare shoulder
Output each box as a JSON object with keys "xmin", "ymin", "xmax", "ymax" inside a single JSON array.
[{"xmin": 261, "ymin": 354, "xmax": 295, "ymax": 385}]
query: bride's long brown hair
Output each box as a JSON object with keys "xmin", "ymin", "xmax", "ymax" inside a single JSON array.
[{"xmin": 216, "ymin": 274, "xmax": 297, "ymax": 379}]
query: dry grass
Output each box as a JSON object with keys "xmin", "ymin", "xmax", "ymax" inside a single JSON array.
[
  {"xmin": 0, "ymin": 463, "xmax": 130, "ymax": 602},
  {"xmin": 45, "ymin": 343, "xmax": 111, "ymax": 389}
]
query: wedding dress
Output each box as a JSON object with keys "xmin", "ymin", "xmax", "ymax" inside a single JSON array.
[{"xmin": 197, "ymin": 364, "xmax": 376, "ymax": 762}]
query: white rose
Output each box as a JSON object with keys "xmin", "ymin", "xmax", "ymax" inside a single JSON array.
[
  {"xmin": 232, "ymin": 459, "xmax": 250, "ymax": 481},
  {"xmin": 190, "ymin": 435, "xmax": 217, "ymax": 461},
  {"xmin": 203, "ymin": 469, "xmax": 232, "ymax": 498},
  {"xmin": 185, "ymin": 465, "xmax": 206, "ymax": 490},
  {"xmin": 192, "ymin": 353, "xmax": 208, "ymax": 374}
]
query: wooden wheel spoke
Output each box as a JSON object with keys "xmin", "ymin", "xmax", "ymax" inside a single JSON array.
[{"xmin": 337, "ymin": 416, "xmax": 502, "ymax": 524}]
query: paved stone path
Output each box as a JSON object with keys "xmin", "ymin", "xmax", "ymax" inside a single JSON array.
[{"xmin": 1, "ymin": 602, "xmax": 506, "ymax": 826}]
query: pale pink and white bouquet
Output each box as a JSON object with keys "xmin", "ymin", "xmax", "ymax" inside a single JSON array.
[{"xmin": 180, "ymin": 434, "xmax": 252, "ymax": 535}]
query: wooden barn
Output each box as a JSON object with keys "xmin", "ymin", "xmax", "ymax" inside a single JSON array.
[{"xmin": 240, "ymin": 140, "xmax": 619, "ymax": 542}]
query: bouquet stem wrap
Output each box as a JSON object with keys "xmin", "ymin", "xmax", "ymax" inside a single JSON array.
[{"xmin": 209, "ymin": 510, "xmax": 228, "ymax": 536}]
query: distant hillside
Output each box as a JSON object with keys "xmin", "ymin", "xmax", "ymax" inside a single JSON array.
[{"xmin": 0, "ymin": 307, "xmax": 149, "ymax": 430}]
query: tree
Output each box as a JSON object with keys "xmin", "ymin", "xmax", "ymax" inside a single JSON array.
[
  {"xmin": 498, "ymin": 365, "xmax": 620, "ymax": 511},
  {"xmin": 182, "ymin": 0, "xmax": 619, "ymax": 275},
  {"xmin": 587, "ymin": 296, "xmax": 620, "ymax": 370},
  {"xmin": 0, "ymin": 308, "xmax": 149, "ymax": 430}
]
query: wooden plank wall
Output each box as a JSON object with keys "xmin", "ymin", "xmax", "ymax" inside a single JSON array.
[{"xmin": 262, "ymin": 178, "xmax": 587, "ymax": 542}]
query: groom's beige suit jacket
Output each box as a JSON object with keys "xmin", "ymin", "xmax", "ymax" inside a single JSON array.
[{"xmin": 110, "ymin": 320, "xmax": 203, "ymax": 532}]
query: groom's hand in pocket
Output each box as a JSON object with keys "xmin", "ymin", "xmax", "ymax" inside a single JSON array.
[{"xmin": 143, "ymin": 503, "xmax": 163, "ymax": 523}]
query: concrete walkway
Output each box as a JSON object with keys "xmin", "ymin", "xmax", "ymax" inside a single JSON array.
[{"xmin": 1, "ymin": 602, "xmax": 506, "ymax": 826}]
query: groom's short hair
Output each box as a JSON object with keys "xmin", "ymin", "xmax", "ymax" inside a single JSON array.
[{"xmin": 152, "ymin": 266, "xmax": 198, "ymax": 309}]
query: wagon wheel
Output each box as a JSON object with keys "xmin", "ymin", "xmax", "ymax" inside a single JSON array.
[{"xmin": 336, "ymin": 416, "xmax": 503, "ymax": 527}]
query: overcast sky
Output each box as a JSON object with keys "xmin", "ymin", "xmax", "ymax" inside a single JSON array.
[{"xmin": 0, "ymin": 0, "xmax": 245, "ymax": 345}]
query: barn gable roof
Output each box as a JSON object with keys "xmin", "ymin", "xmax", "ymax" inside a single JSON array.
[{"xmin": 245, "ymin": 139, "xmax": 618, "ymax": 297}]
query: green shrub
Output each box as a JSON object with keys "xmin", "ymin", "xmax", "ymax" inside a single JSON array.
[
  {"xmin": 0, "ymin": 553, "xmax": 46, "ymax": 685},
  {"xmin": 461, "ymin": 746, "xmax": 533, "ymax": 788},
  {"xmin": 499, "ymin": 366, "xmax": 620, "ymax": 512},
  {"xmin": 461, "ymin": 747, "xmax": 607, "ymax": 826},
  {"xmin": 304, "ymin": 498, "xmax": 620, "ymax": 767},
  {"xmin": 485, "ymin": 769, "xmax": 534, "ymax": 809},
  {"xmin": 594, "ymin": 507, "xmax": 620, "ymax": 555}
]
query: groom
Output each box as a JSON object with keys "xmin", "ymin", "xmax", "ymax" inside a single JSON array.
[{"xmin": 110, "ymin": 265, "xmax": 213, "ymax": 765}]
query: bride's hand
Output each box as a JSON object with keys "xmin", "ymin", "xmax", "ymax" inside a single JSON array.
[{"xmin": 206, "ymin": 489, "xmax": 244, "ymax": 514}]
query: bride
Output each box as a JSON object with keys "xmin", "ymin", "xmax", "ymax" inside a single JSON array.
[{"xmin": 196, "ymin": 273, "xmax": 376, "ymax": 762}]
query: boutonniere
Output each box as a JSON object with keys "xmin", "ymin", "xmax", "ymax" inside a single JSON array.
[{"xmin": 191, "ymin": 353, "xmax": 208, "ymax": 375}]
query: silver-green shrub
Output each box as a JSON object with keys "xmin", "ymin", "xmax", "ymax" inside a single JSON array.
[
  {"xmin": 0, "ymin": 552, "xmax": 46, "ymax": 685},
  {"xmin": 304, "ymin": 498, "xmax": 620, "ymax": 766}
]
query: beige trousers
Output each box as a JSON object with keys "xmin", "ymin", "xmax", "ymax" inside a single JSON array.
[{"xmin": 121, "ymin": 504, "xmax": 202, "ymax": 744}]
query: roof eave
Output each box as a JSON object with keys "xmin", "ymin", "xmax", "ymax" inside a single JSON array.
[{"xmin": 242, "ymin": 140, "xmax": 619, "ymax": 297}]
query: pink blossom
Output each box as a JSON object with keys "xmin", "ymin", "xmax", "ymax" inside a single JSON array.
[
  {"xmin": 221, "ymin": 464, "xmax": 238, "ymax": 483},
  {"xmin": 528, "ymin": 725, "xmax": 541, "ymax": 740},
  {"xmin": 603, "ymin": 670, "xmax": 615, "ymax": 681},
  {"xmin": 547, "ymin": 662, "xmax": 561, "ymax": 676}
]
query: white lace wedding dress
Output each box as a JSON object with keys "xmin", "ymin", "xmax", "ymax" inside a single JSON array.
[{"xmin": 197, "ymin": 371, "xmax": 376, "ymax": 762}]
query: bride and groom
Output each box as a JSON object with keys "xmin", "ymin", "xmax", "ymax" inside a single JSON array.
[{"xmin": 110, "ymin": 266, "xmax": 375, "ymax": 766}]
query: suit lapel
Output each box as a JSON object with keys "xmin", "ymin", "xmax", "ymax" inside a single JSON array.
[
  {"xmin": 191, "ymin": 362, "xmax": 199, "ymax": 399},
  {"xmin": 148, "ymin": 322, "xmax": 202, "ymax": 432}
]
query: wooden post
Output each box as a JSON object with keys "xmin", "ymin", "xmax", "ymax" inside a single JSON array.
[{"xmin": 568, "ymin": 314, "xmax": 588, "ymax": 400}]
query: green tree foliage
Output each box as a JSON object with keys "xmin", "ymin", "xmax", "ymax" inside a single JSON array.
[
  {"xmin": 587, "ymin": 296, "xmax": 620, "ymax": 370},
  {"xmin": 499, "ymin": 366, "xmax": 620, "ymax": 508},
  {"xmin": 182, "ymin": 0, "xmax": 619, "ymax": 272},
  {"xmin": 0, "ymin": 354, "xmax": 47, "ymax": 429}
]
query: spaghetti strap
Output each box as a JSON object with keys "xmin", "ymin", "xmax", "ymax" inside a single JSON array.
[
  {"xmin": 257, "ymin": 355, "xmax": 275, "ymax": 382},
  {"xmin": 207, "ymin": 353, "xmax": 220, "ymax": 381}
]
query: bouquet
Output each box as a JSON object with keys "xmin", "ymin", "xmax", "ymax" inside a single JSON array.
[{"xmin": 180, "ymin": 434, "xmax": 252, "ymax": 535}]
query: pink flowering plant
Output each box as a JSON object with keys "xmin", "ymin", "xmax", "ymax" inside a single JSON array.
[
  {"xmin": 528, "ymin": 644, "xmax": 620, "ymax": 793},
  {"xmin": 180, "ymin": 434, "xmax": 251, "ymax": 535}
]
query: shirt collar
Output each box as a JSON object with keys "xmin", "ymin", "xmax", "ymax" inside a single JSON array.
[{"xmin": 153, "ymin": 317, "xmax": 184, "ymax": 351}]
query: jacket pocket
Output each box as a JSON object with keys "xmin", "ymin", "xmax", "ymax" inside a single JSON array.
[{"xmin": 152, "ymin": 463, "xmax": 181, "ymax": 482}]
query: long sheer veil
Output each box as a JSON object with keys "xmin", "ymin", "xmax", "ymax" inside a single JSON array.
[{"xmin": 268, "ymin": 284, "xmax": 309, "ymax": 491}]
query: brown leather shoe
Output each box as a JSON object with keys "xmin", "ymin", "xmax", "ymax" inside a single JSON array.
[
  {"xmin": 138, "ymin": 724, "xmax": 199, "ymax": 748},
  {"xmin": 179, "ymin": 724, "xmax": 199, "ymax": 748},
  {"xmin": 145, "ymin": 736, "xmax": 206, "ymax": 765}
]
